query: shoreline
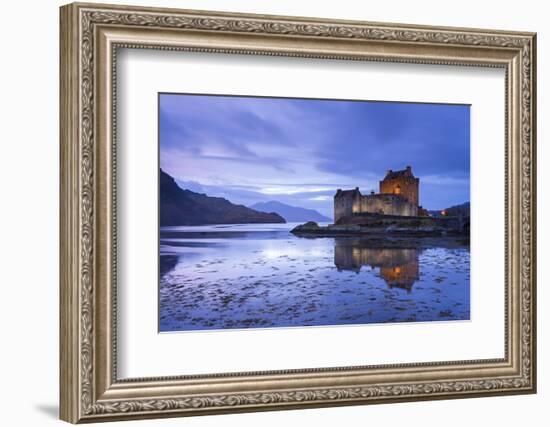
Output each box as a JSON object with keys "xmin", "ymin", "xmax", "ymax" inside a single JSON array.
[{"xmin": 290, "ymin": 222, "xmax": 469, "ymax": 248}]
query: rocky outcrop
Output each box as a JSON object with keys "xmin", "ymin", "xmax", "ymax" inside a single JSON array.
[
  {"xmin": 291, "ymin": 213, "xmax": 469, "ymax": 241},
  {"xmin": 335, "ymin": 212, "xmax": 436, "ymax": 227}
]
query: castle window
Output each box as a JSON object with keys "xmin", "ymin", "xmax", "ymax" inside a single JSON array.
[{"xmin": 394, "ymin": 185, "xmax": 401, "ymax": 195}]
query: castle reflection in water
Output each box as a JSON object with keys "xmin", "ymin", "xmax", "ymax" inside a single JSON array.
[{"xmin": 334, "ymin": 239, "xmax": 420, "ymax": 292}]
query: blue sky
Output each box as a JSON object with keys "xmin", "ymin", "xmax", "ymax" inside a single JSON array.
[{"xmin": 160, "ymin": 93, "xmax": 470, "ymax": 218}]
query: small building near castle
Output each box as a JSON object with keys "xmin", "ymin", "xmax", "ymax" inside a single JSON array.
[{"xmin": 334, "ymin": 166, "xmax": 427, "ymax": 222}]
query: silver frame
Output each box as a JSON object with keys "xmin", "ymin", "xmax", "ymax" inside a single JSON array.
[{"xmin": 60, "ymin": 2, "xmax": 536, "ymax": 423}]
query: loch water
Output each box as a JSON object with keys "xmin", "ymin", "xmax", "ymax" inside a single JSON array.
[{"xmin": 159, "ymin": 223, "xmax": 470, "ymax": 332}]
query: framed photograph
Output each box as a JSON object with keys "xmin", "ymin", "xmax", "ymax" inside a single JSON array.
[{"xmin": 60, "ymin": 2, "xmax": 537, "ymax": 423}]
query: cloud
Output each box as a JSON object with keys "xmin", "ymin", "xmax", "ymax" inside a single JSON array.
[
  {"xmin": 258, "ymin": 186, "xmax": 334, "ymax": 196},
  {"xmin": 309, "ymin": 195, "xmax": 332, "ymax": 201},
  {"xmin": 422, "ymin": 174, "xmax": 470, "ymax": 186}
]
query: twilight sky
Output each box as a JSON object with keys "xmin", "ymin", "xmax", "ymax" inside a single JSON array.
[{"xmin": 160, "ymin": 93, "xmax": 470, "ymax": 219}]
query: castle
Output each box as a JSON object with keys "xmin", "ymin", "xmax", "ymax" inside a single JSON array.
[{"xmin": 334, "ymin": 166, "xmax": 426, "ymax": 222}]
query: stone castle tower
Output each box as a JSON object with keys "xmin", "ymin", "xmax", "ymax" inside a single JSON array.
[
  {"xmin": 334, "ymin": 166, "xmax": 423, "ymax": 222},
  {"xmin": 379, "ymin": 166, "xmax": 419, "ymax": 205}
]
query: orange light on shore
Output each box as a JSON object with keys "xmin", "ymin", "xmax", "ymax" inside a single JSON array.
[{"xmin": 441, "ymin": 210, "xmax": 447, "ymax": 216}]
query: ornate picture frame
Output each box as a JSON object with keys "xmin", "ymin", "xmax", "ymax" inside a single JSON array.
[{"xmin": 60, "ymin": 2, "xmax": 536, "ymax": 423}]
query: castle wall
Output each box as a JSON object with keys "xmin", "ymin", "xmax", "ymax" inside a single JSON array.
[
  {"xmin": 334, "ymin": 198, "xmax": 346, "ymax": 223},
  {"xmin": 360, "ymin": 194, "xmax": 418, "ymax": 216},
  {"xmin": 334, "ymin": 191, "xmax": 361, "ymax": 222}
]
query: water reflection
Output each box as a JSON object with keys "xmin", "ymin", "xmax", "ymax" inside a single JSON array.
[
  {"xmin": 159, "ymin": 224, "xmax": 470, "ymax": 331},
  {"xmin": 334, "ymin": 240, "xmax": 420, "ymax": 292}
]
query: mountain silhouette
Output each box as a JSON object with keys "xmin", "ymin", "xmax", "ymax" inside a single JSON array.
[
  {"xmin": 250, "ymin": 200, "xmax": 331, "ymax": 222},
  {"xmin": 160, "ymin": 170, "xmax": 285, "ymax": 226}
]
